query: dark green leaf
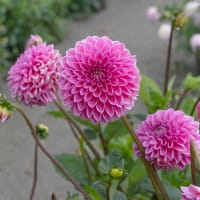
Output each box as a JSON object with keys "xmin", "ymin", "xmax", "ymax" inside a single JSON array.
[
  {"xmin": 46, "ymin": 110, "xmax": 65, "ymax": 119},
  {"xmin": 83, "ymin": 128, "xmax": 98, "ymax": 140},
  {"xmin": 99, "ymin": 150, "xmax": 125, "ymax": 174},
  {"xmin": 84, "ymin": 185, "xmax": 104, "ymax": 200},
  {"xmin": 103, "ymin": 119, "xmax": 128, "ymax": 140},
  {"xmin": 55, "ymin": 153, "xmax": 91, "ymax": 185},
  {"xmin": 112, "ymin": 191, "xmax": 128, "ymax": 200}
]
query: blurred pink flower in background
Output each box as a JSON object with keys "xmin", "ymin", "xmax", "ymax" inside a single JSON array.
[
  {"xmin": 193, "ymin": 13, "xmax": 200, "ymax": 26},
  {"xmin": 146, "ymin": 6, "xmax": 160, "ymax": 23},
  {"xmin": 190, "ymin": 33, "xmax": 200, "ymax": 52},
  {"xmin": 184, "ymin": 1, "xmax": 199, "ymax": 17},
  {"xmin": 157, "ymin": 23, "xmax": 171, "ymax": 41},
  {"xmin": 59, "ymin": 36, "xmax": 141, "ymax": 123},
  {"xmin": 25, "ymin": 34, "xmax": 43, "ymax": 49},
  {"xmin": 134, "ymin": 108, "xmax": 200, "ymax": 170},
  {"xmin": 8, "ymin": 42, "xmax": 61, "ymax": 106},
  {"xmin": 181, "ymin": 184, "xmax": 200, "ymax": 200}
]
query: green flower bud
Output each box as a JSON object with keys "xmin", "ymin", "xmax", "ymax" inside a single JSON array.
[
  {"xmin": 35, "ymin": 123, "xmax": 49, "ymax": 140},
  {"xmin": 164, "ymin": 10, "xmax": 172, "ymax": 19},
  {"xmin": 110, "ymin": 168, "xmax": 123, "ymax": 178},
  {"xmin": 175, "ymin": 12, "xmax": 188, "ymax": 28}
]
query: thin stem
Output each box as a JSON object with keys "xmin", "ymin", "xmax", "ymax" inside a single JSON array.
[
  {"xmin": 190, "ymin": 96, "xmax": 200, "ymax": 116},
  {"xmin": 190, "ymin": 140, "xmax": 197, "ymax": 185},
  {"xmin": 163, "ymin": 22, "xmax": 175, "ymax": 96},
  {"xmin": 51, "ymin": 192, "xmax": 57, "ymax": 200},
  {"xmin": 122, "ymin": 116, "xmax": 169, "ymax": 200},
  {"xmin": 14, "ymin": 105, "xmax": 92, "ymax": 200},
  {"xmin": 54, "ymin": 100, "xmax": 101, "ymax": 161},
  {"xmin": 98, "ymin": 124, "xmax": 108, "ymax": 154},
  {"xmin": 79, "ymin": 138, "xmax": 92, "ymax": 182},
  {"xmin": 29, "ymin": 143, "xmax": 38, "ymax": 200},
  {"xmin": 175, "ymin": 89, "xmax": 189, "ymax": 110},
  {"xmin": 106, "ymin": 179, "xmax": 111, "ymax": 200}
]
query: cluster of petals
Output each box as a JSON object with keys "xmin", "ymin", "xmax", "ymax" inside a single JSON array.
[
  {"xmin": 134, "ymin": 108, "xmax": 200, "ymax": 170},
  {"xmin": 157, "ymin": 23, "xmax": 171, "ymax": 41},
  {"xmin": 181, "ymin": 184, "xmax": 200, "ymax": 200},
  {"xmin": 58, "ymin": 36, "xmax": 141, "ymax": 123},
  {"xmin": 0, "ymin": 106, "xmax": 12, "ymax": 123},
  {"xmin": 8, "ymin": 42, "xmax": 61, "ymax": 106},
  {"xmin": 190, "ymin": 34, "xmax": 200, "ymax": 52},
  {"xmin": 146, "ymin": 6, "xmax": 160, "ymax": 23}
]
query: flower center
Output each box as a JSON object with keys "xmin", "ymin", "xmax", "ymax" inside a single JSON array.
[
  {"xmin": 90, "ymin": 67, "xmax": 107, "ymax": 81},
  {"xmin": 154, "ymin": 126, "xmax": 167, "ymax": 136}
]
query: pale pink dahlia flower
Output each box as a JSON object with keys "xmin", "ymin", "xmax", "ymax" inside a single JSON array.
[
  {"xmin": 8, "ymin": 43, "xmax": 61, "ymax": 106},
  {"xmin": 59, "ymin": 36, "xmax": 140, "ymax": 123},
  {"xmin": 190, "ymin": 34, "xmax": 200, "ymax": 52},
  {"xmin": 146, "ymin": 6, "xmax": 160, "ymax": 23},
  {"xmin": 134, "ymin": 108, "xmax": 200, "ymax": 170},
  {"xmin": 181, "ymin": 184, "xmax": 200, "ymax": 200}
]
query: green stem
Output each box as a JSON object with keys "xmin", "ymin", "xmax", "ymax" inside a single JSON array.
[
  {"xmin": 14, "ymin": 105, "xmax": 92, "ymax": 200},
  {"xmin": 106, "ymin": 179, "xmax": 111, "ymax": 200},
  {"xmin": 79, "ymin": 138, "xmax": 92, "ymax": 182},
  {"xmin": 98, "ymin": 124, "xmax": 108, "ymax": 154},
  {"xmin": 175, "ymin": 89, "xmax": 189, "ymax": 110},
  {"xmin": 163, "ymin": 22, "xmax": 175, "ymax": 96},
  {"xmin": 29, "ymin": 143, "xmax": 38, "ymax": 200},
  {"xmin": 190, "ymin": 96, "xmax": 200, "ymax": 116},
  {"xmin": 190, "ymin": 140, "xmax": 197, "ymax": 185},
  {"xmin": 54, "ymin": 100, "xmax": 101, "ymax": 160},
  {"xmin": 121, "ymin": 116, "xmax": 169, "ymax": 200}
]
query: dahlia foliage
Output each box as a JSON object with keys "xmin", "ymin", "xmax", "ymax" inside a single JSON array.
[{"xmin": 3, "ymin": 2, "xmax": 200, "ymax": 199}]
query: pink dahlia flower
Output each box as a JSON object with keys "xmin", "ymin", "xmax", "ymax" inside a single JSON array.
[
  {"xmin": 134, "ymin": 108, "xmax": 200, "ymax": 170},
  {"xmin": 59, "ymin": 36, "xmax": 140, "ymax": 123},
  {"xmin": 8, "ymin": 43, "xmax": 61, "ymax": 106},
  {"xmin": 25, "ymin": 34, "xmax": 43, "ymax": 49},
  {"xmin": 181, "ymin": 184, "xmax": 200, "ymax": 200}
]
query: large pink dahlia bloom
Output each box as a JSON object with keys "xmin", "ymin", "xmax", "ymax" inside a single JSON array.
[
  {"xmin": 134, "ymin": 108, "xmax": 200, "ymax": 170},
  {"xmin": 59, "ymin": 36, "xmax": 140, "ymax": 123},
  {"xmin": 181, "ymin": 184, "xmax": 200, "ymax": 200},
  {"xmin": 8, "ymin": 43, "xmax": 61, "ymax": 106}
]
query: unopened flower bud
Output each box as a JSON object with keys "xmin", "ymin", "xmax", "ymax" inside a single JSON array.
[
  {"xmin": 25, "ymin": 34, "xmax": 43, "ymax": 49},
  {"xmin": 35, "ymin": 123, "xmax": 49, "ymax": 140},
  {"xmin": 175, "ymin": 12, "xmax": 188, "ymax": 28},
  {"xmin": 0, "ymin": 106, "xmax": 12, "ymax": 123},
  {"xmin": 164, "ymin": 10, "xmax": 172, "ymax": 19},
  {"xmin": 110, "ymin": 168, "xmax": 123, "ymax": 178}
]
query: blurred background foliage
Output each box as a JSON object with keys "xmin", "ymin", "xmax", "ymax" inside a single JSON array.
[{"xmin": 0, "ymin": 0, "xmax": 102, "ymax": 76}]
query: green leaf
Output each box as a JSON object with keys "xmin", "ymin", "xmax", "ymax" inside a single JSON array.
[
  {"xmin": 99, "ymin": 150, "xmax": 125, "ymax": 174},
  {"xmin": 180, "ymin": 97, "xmax": 195, "ymax": 115},
  {"xmin": 128, "ymin": 159, "xmax": 147, "ymax": 184},
  {"xmin": 112, "ymin": 191, "xmax": 128, "ymax": 200},
  {"xmin": 183, "ymin": 74, "xmax": 200, "ymax": 91},
  {"xmin": 132, "ymin": 113, "xmax": 147, "ymax": 121},
  {"xmin": 46, "ymin": 110, "xmax": 65, "ymax": 119},
  {"xmin": 163, "ymin": 183, "xmax": 181, "ymax": 200},
  {"xmin": 140, "ymin": 74, "xmax": 164, "ymax": 113},
  {"xmin": 108, "ymin": 134, "xmax": 133, "ymax": 158},
  {"xmin": 84, "ymin": 185, "xmax": 104, "ymax": 200},
  {"xmin": 103, "ymin": 119, "xmax": 128, "ymax": 140},
  {"xmin": 55, "ymin": 153, "xmax": 91, "ymax": 185},
  {"xmin": 83, "ymin": 128, "xmax": 98, "ymax": 140}
]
